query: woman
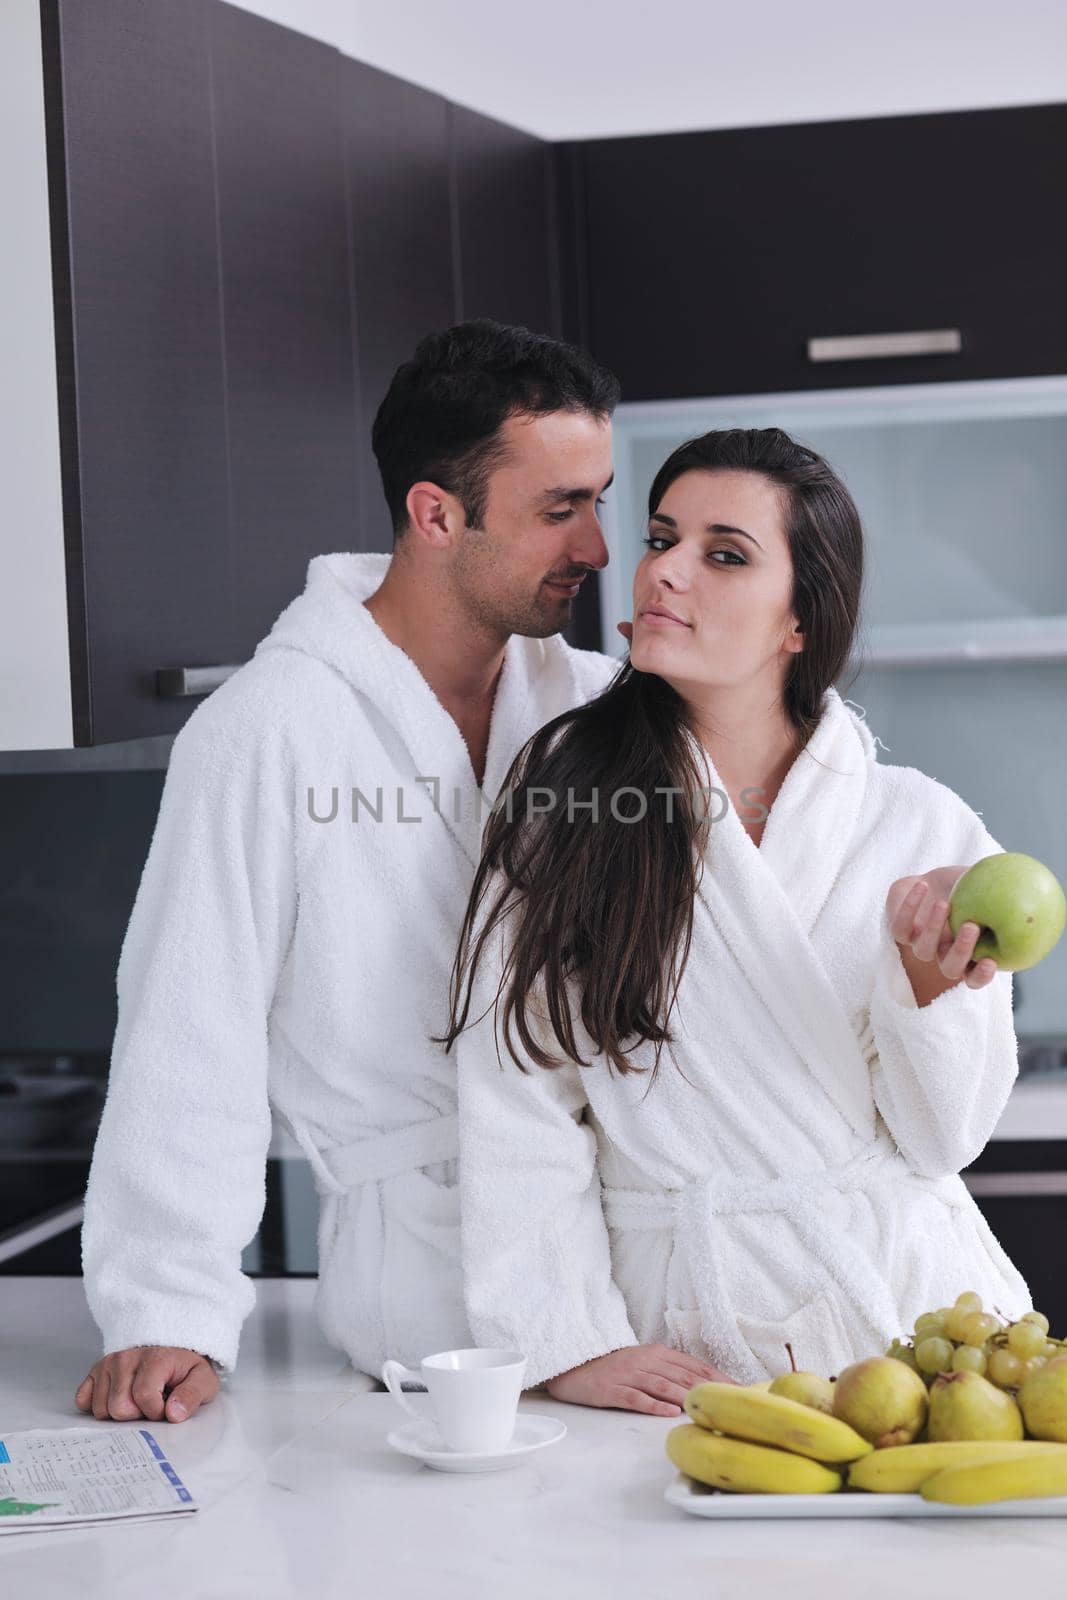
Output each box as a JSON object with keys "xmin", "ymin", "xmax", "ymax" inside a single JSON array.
[{"xmin": 436, "ymin": 427, "xmax": 1031, "ymax": 1419}]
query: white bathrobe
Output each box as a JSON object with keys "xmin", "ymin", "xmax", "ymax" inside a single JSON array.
[
  {"xmin": 456, "ymin": 685, "xmax": 1031, "ymax": 1388},
  {"xmin": 80, "ymin": 551, "xmax": 621, "ymax": 1376}
]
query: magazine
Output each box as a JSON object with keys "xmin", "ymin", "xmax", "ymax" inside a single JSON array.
[{"xmin": 0, "ymin": 1426, "xmax": 198, "ymax": 1534}]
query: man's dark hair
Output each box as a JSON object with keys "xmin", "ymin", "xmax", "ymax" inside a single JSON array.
[{"xmin": 371, "ymin": 319, "xmax": 621, "ymax": 537}]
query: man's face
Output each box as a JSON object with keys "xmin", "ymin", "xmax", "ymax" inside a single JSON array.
[{"xmin": 448, "ymin": 410, "xmax": 613, "ymax": 639}]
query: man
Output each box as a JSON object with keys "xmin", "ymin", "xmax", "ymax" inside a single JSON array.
[{"xmin": 75, "ymin": 320, "xmax": 641, "ymax": 1423}]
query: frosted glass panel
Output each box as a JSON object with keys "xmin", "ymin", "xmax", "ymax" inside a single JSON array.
[
  {"xmin": 629, "ymin": 416, "xmax": 1067, "ymax": 626},
  {"xmin": 845, "ymin": 663, "xmax": 1066, "ymax": 1039},
  {"xmin": 604, "ymin": 377, "xmax": 1067, "ymax": 1039},
  {"xmin": 610, "ymin": 375, "xmax": 1067, "ymax": 638}
]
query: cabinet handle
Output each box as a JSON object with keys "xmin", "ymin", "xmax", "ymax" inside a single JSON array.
[
  {"xmin": 807, "ymin": 328, "xmax": 962, "ymax": 363},
  {"xmin": 156, "ymin": 664, "xmax": 245, "ymax": 698},
  {"xmin": 964, "ymin": 1172, "xmax": 1067, "ymax": 1198}
]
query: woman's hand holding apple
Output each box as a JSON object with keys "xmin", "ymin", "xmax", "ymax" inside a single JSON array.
[{"xmin": 886, "ymin": 866, "xmax": 998, "ymax": 992}]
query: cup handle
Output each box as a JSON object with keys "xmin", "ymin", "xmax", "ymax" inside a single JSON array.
[{"xmin": 381, "ymin": 1360, "xmax": 425, "ymax": 1421}]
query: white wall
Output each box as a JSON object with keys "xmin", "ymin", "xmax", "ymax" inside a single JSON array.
[
  {"xmin": 226, "ymin": 0, "xmax": 1067, "ymax": 139},
  {"xmin": 0, "ymin": 0, "xmax": 73, "ymax": 751}
]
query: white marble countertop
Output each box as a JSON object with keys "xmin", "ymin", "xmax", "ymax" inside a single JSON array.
[{"xmin": 4, "ymin": 1277, "xmax": 1067, "ymax": 1599}]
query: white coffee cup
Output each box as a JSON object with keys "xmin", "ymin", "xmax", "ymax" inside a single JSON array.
[{"xmin": 381, "ymin": 1347, "xmax": 526, "ymax": 1453}]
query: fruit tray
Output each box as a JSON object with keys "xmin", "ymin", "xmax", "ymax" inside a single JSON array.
[{"xmin": 665, "ymin": 1475, "xmax": 1067, "ymax": 1518}]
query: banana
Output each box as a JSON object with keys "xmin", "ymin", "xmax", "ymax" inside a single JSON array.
[
  {"xmin": 921, "ymin": 1453, "xmax": 1067, "ymax": 1506},
  {"xmin": 666, "ymin": 1423, "xmax": 843, "ymax": 1495},
  {"xmin": 684, "ymin": 1381, "xmax": 871, "ymax": 1464},
  {"xmin": 849, "ymin": 1440, "xmax": 1067, "ymax": 1494}
]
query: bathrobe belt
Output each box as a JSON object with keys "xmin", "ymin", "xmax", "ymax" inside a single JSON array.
[
  {"xmin": 600, "ymin": 1132, "xmax": 967, "ymax": 1371},
  {"xmin": 310, "ymin": 1113, "xmax": 460, "ymax": 1196}
]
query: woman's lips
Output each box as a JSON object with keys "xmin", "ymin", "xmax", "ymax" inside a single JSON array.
[{"xmin": 639, "ymin": 610, "xmax": 690, "ymax": 628}]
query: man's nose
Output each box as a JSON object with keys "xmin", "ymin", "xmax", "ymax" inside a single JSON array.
[{"xmin": 570, "ymin": 516, "xmax": 610, "ymax": 572}]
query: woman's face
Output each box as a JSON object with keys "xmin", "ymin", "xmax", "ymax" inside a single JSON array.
[{"xmin": 629, "ymin": 467, "xmax": 803, "ymax": 696}]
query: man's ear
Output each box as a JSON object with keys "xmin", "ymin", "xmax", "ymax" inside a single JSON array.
[{"xmin": 405, "ymin": 481, "xmax": 464, "ymax": 550}]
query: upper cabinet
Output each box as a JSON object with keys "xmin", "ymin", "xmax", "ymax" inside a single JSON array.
[
  {"xmin": 341, "ymin": 60, "xmax": 455, "ymax": 547},
  {"xmin": 9, "ymin": 0, "xmax": 562, "ymax": 749},
  {"xmin": 9, "ymin": 0, "xmax": 1065, "ymax": 751},
  {"xmin": 564, "ymin": 103, "xmax": 1067, "ymax": 400},
  {"xmin": 449, "ymin": 103, "xmax": 558, "ymax": 335}
]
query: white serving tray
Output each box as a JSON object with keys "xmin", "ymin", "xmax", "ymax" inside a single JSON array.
[{"xmin": 665, "ymin": 1474, "xmax": 1067, "ymax": 1519}]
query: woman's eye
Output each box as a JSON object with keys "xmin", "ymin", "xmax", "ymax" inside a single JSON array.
[{"xmin": 640, "ymin": 535, "xmax": 745, "ymax": 565}]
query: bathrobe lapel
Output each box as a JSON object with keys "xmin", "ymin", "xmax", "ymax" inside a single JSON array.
[
  {"xmin": 687, "ymin": 688, "xmax": 878, "ymax": 1141},
  {"xmin": 306, "ymin": 554, "xmax": 535, "ymax": 871}
]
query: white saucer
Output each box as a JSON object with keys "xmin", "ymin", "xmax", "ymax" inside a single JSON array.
[{"xmin": 386, "ymin": 1414, "xmax": 567, "ymax": 1472}]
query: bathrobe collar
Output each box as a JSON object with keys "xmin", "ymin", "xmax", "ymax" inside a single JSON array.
[
  {"xmin": 684, "ymin": 688, "xmax": 881, "ymax": 1140},
  {"xmin": 254, "ymin": 551, "xmax": 544, "ymax": 867}
]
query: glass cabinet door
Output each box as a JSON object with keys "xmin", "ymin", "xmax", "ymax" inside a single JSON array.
[{"xmin": 600, "ymin": 374, "xmax": 1067, "ymax": 1039}]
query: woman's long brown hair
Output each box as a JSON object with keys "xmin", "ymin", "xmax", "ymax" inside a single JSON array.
[{"xmin": 433, "ymin": 427, "xmax": 866, "ymax": 1084}]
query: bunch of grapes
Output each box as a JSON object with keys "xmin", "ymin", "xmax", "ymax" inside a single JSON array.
[{"xmin": 886, "ymin": 1292, "xmax": 1065, "ymax": 1390}]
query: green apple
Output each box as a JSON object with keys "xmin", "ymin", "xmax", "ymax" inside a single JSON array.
[{"xmin": 948, "ymin": 852, "xmax": 1066, "ymax": 972}]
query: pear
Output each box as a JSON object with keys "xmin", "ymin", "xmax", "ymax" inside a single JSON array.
[
  {"xmin": 832, "ymin": 1356, "xmax": 928, "ymax": 1447},
  {"xmin": 769, "ymin": 1371, "xmax": 835, "ymax": 1412},
  {"xmin": 928, "ymin": 1370, "xmax": 1024, "ymax": 1441},
  {"xmin": 768, "ymin": 1343, "xmax": 834, "ymax": 1413},
  {"xmin": 1018, "ymin": 1360, "xmax": 1067, "ymax": 1442}
]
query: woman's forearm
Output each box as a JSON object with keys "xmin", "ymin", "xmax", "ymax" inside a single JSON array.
[{"xmin": 894, "ymin": 940, "xmax": 961, "ymax": 1008}]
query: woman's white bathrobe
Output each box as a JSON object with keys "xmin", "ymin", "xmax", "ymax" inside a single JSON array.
[
  {"xmin": 80, "ymin": 551, "xmax": 620, "ymax": 1376},
  {"xmin": 455, "ymin": 685, "xmax": 1031, "ymax": 1387}
]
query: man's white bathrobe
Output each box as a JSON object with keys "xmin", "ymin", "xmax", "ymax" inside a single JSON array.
[
  {"xmin": 80, "ymin": 552, "xmax": 621, "ymax": 1376},
  {"xmin": 456, "ymin": 686, "xmax": 1031, "ymax": 1387}
]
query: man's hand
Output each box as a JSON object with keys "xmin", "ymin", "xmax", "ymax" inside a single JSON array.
[
  {"xmin": 545, "ymin": 1343, "xmax": 735, "ymax": 1416},
  {"xmin": 74, "ymin": 1345, "xmax": 219, "ymax": 1423}
]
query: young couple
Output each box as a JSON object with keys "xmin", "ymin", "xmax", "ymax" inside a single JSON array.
[{"xmin": 77, "ymin": 318, "xmax": 1028, "ymax": 1428}]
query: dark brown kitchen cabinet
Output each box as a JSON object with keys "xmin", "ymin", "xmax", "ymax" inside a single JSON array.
[
  {"xmin": 43, "ymin": 0, "xmax": 366, "ymax": 745},
  {"xmin": 29, "ymin": 0, "xmax": 572, "ymax": 750},
  {"xmin": 341, "ymin": 59, "xmax": 456, "ymax": 548},
  {"xmin": 207, "ymin": 4, "xmax": 361, "ymax": 648},
  {"xmin": 565, "ymin": 102, "xmax": 1067, "ymax": 401},
  {"xmin": 40, "ymin": 0, "xmax": 236, "ymax": 746},
  {"xmin": 449, "ymin": 103, "xmax": 559, "ymax": 336}
]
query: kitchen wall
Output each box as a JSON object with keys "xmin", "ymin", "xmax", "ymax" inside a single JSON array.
[{"xmin": 0, "ymin": 0, "xmax": 71, "ymax": 749}]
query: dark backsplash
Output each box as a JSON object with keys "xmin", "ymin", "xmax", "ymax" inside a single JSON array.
[{"xmin": 0, "ymin": 768, "xmax": 165, "ymax": 1054}]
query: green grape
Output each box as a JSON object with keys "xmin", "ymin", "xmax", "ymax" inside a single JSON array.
[
  {"xmin": 945, "ymin": 1307, "xmax": 975, "ymax": 1342},
  {"xmin": 959, "ymin": 1312, "xmax": 1000, "ymax": 1347},
  {"xmin": 987, "ymin": 1348, "xmax": 1024, "ymax": 1388},
  {"xmin": 914, "ymin": 1310, "xmax": 947, "ymax": 1338},
  {"xmin": 1021, "ymin": 1310, "xmax": 1051, "ymax": 1334},
  {"xmin": 951, "ymin": 1344, "xmax": 987, "ymax": 1375},
  {"xmin": 1044, "ymin": 1342, "xmax": 1060, "ymax": 1360},
  {"xmin": 1007, "ymin": 1320, "xmax": 1048, "ymax": 1359},
  {"xmin": 954, "ymin": 1291, "xmax": 984, "ymax": 1316},
  {"xmin": 889, "ymin": 1343, "xmax": 921, "ymax": 1373},
  {"xmin": 1019, "ymin": 1354, "xmax": 1047, "ymax": 1381},
  {"xmin": 915, "ymin": 1336, "xmax": 954, "ymax": 1375}
]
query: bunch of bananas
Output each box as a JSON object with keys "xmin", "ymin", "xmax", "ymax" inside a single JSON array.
[
  {"xmin": 666, "ymin": 1384, "xmax": 871, "ymax": 1495},
  {"xmin": 667, "ymin": 1382, "xmax": 1067, "ymax": 1504}
]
